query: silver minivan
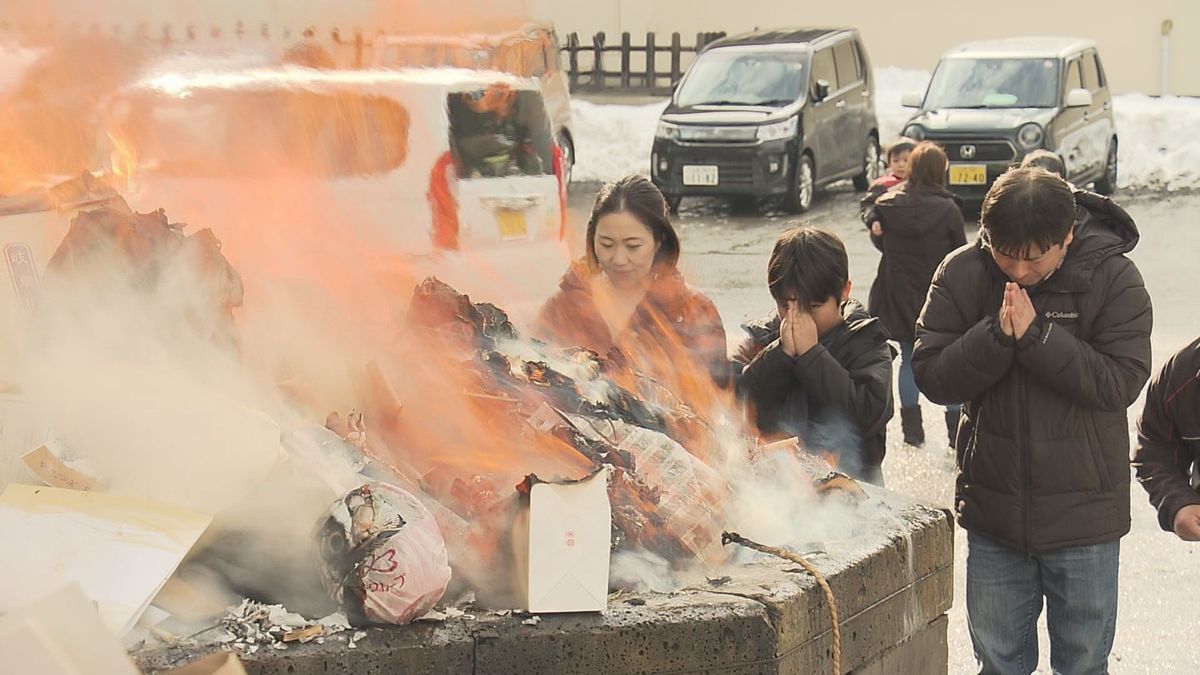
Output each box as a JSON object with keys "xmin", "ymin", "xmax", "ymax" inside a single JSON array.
[{"xmin": 900, "ymin": 37, "xmax": 1117, "ymax": 204}]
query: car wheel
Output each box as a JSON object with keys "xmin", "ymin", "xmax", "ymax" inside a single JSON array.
[
  {"xmin": 784, "ymin": 154, "xmax": 815, "ymax": 213},
  {"xmin": 557, "ymin": 132, "xmax": 575, "ymax": 188},
  {"xmin": 1094, "ymin": 139, "xmax": 1118, "ymax": 195},
  {"xmin": 665, "ymin": 194, "xmax": 682, "ymax": 215},
  {"xmin": 852, "ymin": 136, "xmax": 882, "ymax": 191}
]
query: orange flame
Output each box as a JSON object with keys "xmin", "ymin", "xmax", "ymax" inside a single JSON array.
[{"xmin": 106, "ymin": 129, "xmax": 138, "ymax": 192}]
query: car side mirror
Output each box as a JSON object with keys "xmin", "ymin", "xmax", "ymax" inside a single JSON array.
[
  {"xmin": 814, "ymin": 79, "xmax": 831, "ymax": 102},
  {"xmin": 1064, "ymin": 88, "xmax": 1093, "ymax": 108},
  {"xmin": 900, "ymin": 92, "xmax": 923, "ymax": 108}
]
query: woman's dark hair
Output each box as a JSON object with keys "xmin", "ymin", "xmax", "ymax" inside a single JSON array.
[
  {"xmin": 886, "ymin": 138, "xmax": 917, "ymax": 162},
  {"xmin": 767, "ymin": 227, "xmax": 848, "ymax": 305},
  {"xmin": 906, "ymin": 141, "xmax": 948, "ymax": 190},
  {"xmin": 585, "ymin": 175, "xmax": 681, "ymax": 270},
  {"xmin": 981, "ymin": 166, "xmax": 1076, "ymax": 255}
]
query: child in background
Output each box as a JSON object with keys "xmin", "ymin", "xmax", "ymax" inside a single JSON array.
[{"xmin": 860, "ymin": 138, "xmax": 916, "ymax": 236}]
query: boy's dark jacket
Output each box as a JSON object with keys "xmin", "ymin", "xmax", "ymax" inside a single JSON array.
[
  {"xmin": 913, "ymin": 190, "xmax": 1153, "ymax": 553},
  {"xmin": 1133, "ymin": 336, "xmax": 1200, "ymax": 532},
  {"xmin": 733, "ymin": 300, "xmax": 895, "ymax": 481}
]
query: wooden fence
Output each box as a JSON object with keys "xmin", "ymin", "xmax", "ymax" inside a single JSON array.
[
  {"xmin": 561, "ymin": 31, "xmax": 726, "ymax": 95},
  {"xmin": 0, "ymin": 21, "xmax": 725, "ymax": 94}
]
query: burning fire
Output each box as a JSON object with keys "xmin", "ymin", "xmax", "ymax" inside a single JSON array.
[
  {"xmin": 1, "ymin": 25, "xmax": 864, "ymax": 622},
  {"xmin": 105, "ymin": 129, "xmax": 138, "ymax": 192}
]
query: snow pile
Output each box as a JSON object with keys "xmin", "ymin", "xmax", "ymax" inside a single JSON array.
[
  {"xmin": 570, "ymin": 67, "xmax": 1200, "ymax": 193},
  {"xmin": 1111, "ymin": 94, "xmax": 1200, "ymax": 192},
  {"xmin": 570, "ymin": 98, "xmax": 667, "ymax": 182}
]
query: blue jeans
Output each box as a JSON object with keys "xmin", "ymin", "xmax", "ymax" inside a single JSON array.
[
  {"xmin": 899, "ymin": 341, "xmax": 961, "ymax": 415},
  {"xmin": 899, "ymin": 341, "xmax": 921, "ymax": 408},
  {"xmin": 966, "ymin": 532, "xmax": 1119, "ymax": 675}
]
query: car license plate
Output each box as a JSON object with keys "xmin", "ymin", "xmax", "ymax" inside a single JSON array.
[
  {"xmin": 682, "ymin": 165, "xmax": 719, "ymax": 186},
  {"xmin": 497, "ymin": 209, "xmax": 528, "ymax": 241},
  {"xmin": 949, "ymin": 164, "xmax": 987, "ymax": 185}
]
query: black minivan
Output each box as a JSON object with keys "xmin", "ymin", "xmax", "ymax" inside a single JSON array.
[{"xmin": 651, "ymin": 28, "xmax": 880, "ymax": 213}]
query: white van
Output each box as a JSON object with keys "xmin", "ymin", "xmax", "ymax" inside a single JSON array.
[
  {"xmin": 367, "ymin": 23, "xmax": 575, "ymax": 184},
  {"xmin": 98, "ymin": 66, "xmax": 570, "ymax": 307}
]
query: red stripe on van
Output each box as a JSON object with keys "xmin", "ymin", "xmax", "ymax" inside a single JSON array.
[{"xmin": 428, "ymin": 151, "xmax": 459, "ymax": 250}]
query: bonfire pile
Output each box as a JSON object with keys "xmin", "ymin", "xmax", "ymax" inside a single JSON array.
[{"xmin": 22, "ymin": 189, "xmax": 858, "ymax": 636}]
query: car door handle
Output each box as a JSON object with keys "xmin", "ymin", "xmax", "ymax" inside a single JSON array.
[
  {"xmin": 862, "ymin": 90, "xmax": 870, "ymax": 98},
  {"xmin": 836, "ymin": 100, "xmax": 846, "ymax": 109}
]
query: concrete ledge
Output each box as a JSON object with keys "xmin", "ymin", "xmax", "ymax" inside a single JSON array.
[{"xmin": 135, "ymin": 501, "xmax": 954, "ymax": 675}]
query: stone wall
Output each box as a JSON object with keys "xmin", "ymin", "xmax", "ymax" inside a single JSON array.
[{"xmin": 137, "ymin": 499, "xmax": 953, "ymax": 674}]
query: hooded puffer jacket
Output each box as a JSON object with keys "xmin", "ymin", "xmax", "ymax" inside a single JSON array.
[
  {"xmin": 913, "ymin": 190, "xmax": 1153, "ymax": 552},
  {"xmin": 734, "ymin": 300, "xmax": 895, "ymax": 482}
]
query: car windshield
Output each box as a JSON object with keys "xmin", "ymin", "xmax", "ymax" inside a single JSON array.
[
  {"xmin": 923, "ymin": 58, "xmax": 1061, "ymax": 109},
  {"xmin": 447, "ymin": 88, "xmax": 555, "ymax": 178},
  {"xmin": 675, "ymin": 48, "xmax": 807, "ymax": 108}
]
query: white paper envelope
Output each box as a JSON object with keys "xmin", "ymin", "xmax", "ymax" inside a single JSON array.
[{"xmin": 514, "ymin": 468, "xmax": 611, "ymax": 613}]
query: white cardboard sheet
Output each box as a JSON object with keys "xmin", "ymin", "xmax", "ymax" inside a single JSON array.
[{"xmin": 0, "ymin": 484, "xmax": 211, "ymax": 636}]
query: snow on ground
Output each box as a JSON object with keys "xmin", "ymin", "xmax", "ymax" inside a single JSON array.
[{"xmin": 571, "ymin": 66, "xmax": 1200, "ymax": 193}]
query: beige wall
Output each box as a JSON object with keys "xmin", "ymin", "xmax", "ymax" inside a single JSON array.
[
  {"xmin": 3, "ymin": 1, "xmax": 1192, "ymax": 94},
  {"xmin": 529, "ymin": 0, "xmax": 1199, "ymax": 96}
]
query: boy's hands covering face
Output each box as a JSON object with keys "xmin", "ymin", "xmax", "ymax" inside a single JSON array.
[
  {"xmin": 998, "ymin": 282, "xmax": 1037, "ymax": 340},
  {"xmin": 780, "ymin": 301, "xmax": 818, "ymax": 357}
]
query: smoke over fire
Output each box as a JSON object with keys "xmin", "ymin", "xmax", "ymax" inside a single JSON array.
[{"xmin": 0, "ymin": 7, "xmax": 886, "ymax": 622}]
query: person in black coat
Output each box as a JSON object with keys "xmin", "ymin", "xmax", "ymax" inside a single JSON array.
[
  {"xmin": 1133, "ymin": 336, "xmax": 1200, "ymax": 540},
  {"xmin": 869, "ymin": 141, "xmax": 966, "ymax": 446},
  {"xmin": 734, "ymin": 227, "xmax": 895, "ymax": 484}
]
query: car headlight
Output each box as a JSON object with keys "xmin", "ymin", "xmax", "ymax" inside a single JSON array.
[
  {"xmin": 757, "ymin": 117, "xmax": 798, "ymax": 142},
  {"xmin": 902, "ymin": 124, "xmax": 925, "ymax": 141},
  {"xmin": 655, "ymin": 120, "xmax": 681, "ymax": 140},
  {"xmin": 1017, "ymin": 123, "xmax": 1044, "ymax": 150}
]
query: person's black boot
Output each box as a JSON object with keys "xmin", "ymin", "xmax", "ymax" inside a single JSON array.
[
  {"xmin": 900, "ymin": 405, "xmax": 925, "ymax": 446},
  {"xmin": 945, "ymin": 408, "xmax": 961, "ymax": 450}
]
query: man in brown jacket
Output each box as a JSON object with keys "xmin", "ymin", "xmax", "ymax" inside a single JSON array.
[
  {"xmin": 1133, "ymin": 336, "xmax": 1200, "ymax": 540},
  {"xmin": 913, "ymin": 167, "xmax": 1152, "ymax": 674}
]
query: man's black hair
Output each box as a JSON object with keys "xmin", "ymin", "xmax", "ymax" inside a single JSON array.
[
  {"xmin": 767, "ymin": 227, "xmax": 848, "ymax": 305},
  {"xmin": 981, "ymin": 167, "xmax": 1076, "ymax": 255}
]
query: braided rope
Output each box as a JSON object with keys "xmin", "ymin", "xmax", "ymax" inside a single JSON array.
[{"xmin": 722, "ymin": 531, "xmax": 842, "ymax": 674}]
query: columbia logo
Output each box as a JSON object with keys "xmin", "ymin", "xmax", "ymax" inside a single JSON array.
[{"xmin": 1045, "ymin": 311, "xmax": 1079, "ymax": 320}]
